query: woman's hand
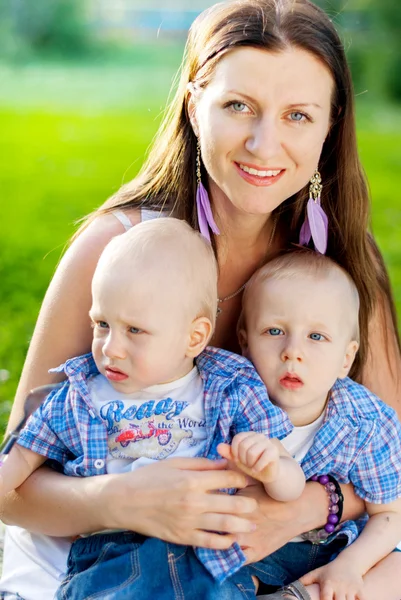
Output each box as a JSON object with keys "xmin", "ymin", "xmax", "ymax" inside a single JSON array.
[
  {"xmin": 235, "ymin": 480, "xmax": 365, "ymax": 564},
  {"xmin": 100, "ymin": 457, "xmax": 258, "ymax": 549},
  {"xmin": 1, "ymin": 458, "xmax": 256, "ymax": 542},
  {"xmin": 234, "ymin": 481, "xmax": 329, "ymax": 563}
]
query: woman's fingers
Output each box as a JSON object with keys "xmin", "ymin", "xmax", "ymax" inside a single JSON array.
[
  {"xmin": 190, "ymin": 530, "xmax": 237, "ymax": 550},
  {"xmin": 166, "ymin": 456, "xmax": 229, "ymax": 472},
  {"xmin": 198, "ymin": 511, "xmax": 256, "ymax": 534},
  {"xmin": 102, "ymin": 458, "xmax": 258, "ymax": 546},
  {"xmin": 165, "ymin": 456, "xmax": 248, "ymax": 490},
  {"xmin": 206, "ymin": 492, "xmax": 257, "ymax": 518},
  {"xmin": 180, "ymin": 466, "xmax": 248, "ymax": 493}
]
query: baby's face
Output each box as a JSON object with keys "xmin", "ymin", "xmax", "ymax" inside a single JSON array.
[
  {"xmin": 242, "ymin": 275, "xmax": 358, "ymax": 426},
  {"xmin": 90, "ymin": 265, "xmax": 195, "ymax": 394}
]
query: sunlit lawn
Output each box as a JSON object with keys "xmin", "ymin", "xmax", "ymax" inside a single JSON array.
[{"xmin": 0, "ymin": 53, "xmax": 400, "ymax": 430}]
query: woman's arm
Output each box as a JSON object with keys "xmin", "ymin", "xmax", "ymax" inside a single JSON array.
[
  {"xmin": 8, "ymin": 212, "xmax": 140, "ymax": 432},
  {"xmin": 236, "ymin": 481, "xmax": 365, "ymax": 564},
  {"xmin": 3, "ymin": 213, "xmax": 139, "ymax": 527},
  {"xmin": 0, "ymin": 459, "xmax": 258, "ymax": 549},
  {"xmin": 362, "ymin": 294, "xmax": 401, "ymax": 420}
]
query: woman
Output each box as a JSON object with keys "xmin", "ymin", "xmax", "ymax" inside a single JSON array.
[{"xmin": 1, "ymin": 0, "xmax": 400, "ymax": 598}]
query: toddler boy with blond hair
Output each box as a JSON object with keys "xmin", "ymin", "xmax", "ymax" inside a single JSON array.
[{"xmin": 233, "ymin": 249, "xmax": 401, "ymax": 600}]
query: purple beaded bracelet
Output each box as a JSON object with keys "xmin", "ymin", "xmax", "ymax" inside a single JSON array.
[{"xmin": 301, "ymin": 474, "xmax": 344, "ymax": 544}]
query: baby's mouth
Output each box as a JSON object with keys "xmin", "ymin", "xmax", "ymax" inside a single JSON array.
[
  {"xmin": 105, "ymin": 366, "xmax": 128, "ymax": 382},
  {"xmin": 279, "ymin": 372, "xmax": 304, "ymax": 390}
]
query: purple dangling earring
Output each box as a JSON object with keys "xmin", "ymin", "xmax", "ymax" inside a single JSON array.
[
  {"xmin": 299, "ymin": 169, "xmax": 328, "ymax": 254},
  {"xmin": 196, "ymin": 139, "xmax": 220, "ymax": 242}
]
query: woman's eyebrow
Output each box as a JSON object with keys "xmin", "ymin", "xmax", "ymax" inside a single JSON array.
[
  {"xmin": 287, "ymin": 102, "xmax": 323, "ymax": 110},
  {"xmin": 224, "ymin": 90, "xmax": 256, "ymax": 103},
  {"xmin": 224, "ymin": 91, "xmax": 323, "ymax": 110}
]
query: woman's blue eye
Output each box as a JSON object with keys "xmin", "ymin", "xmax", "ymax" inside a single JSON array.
[
  {"xmin": 98, "ymin": 321, "xmax": 109, "ymax": 329},
  {"xmin": 310, "ymin": 333, "xmax": 324, "ymax": 341},
  {"xmin": 290, "ymin": 112, "xmax": 305, "ymax": 122},
  {"xmin": 267, "ymin": 328, "xmax": 283, "ymax": 336},
  {"xmin": 231, "ymin": 102, "xmax": 247, "ymax": 112}
]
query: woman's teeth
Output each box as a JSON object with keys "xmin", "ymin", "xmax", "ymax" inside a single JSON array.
[{"xmin": 239, "ymin": 164, "xmax": 281, "ymax": 177}]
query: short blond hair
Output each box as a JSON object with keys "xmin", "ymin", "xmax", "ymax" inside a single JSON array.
[
  {"xmin": 240, "ymin": 249, "xmax": 360, "ymax": 342},
  {"xmin": 94, "ymin": 218, "xmax": 218, "ymax": 325}
]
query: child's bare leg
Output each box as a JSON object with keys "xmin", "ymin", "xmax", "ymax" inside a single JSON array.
[
  {"xmin": 362, "ymin": 552, "xmax": 401, "ymax": 600},
  {"xmin": 294, "ymin": 554, "xmax": 401, "ymax": 600},
  {"xmin": 301, "ymin": 553, "xmax": 401, "ymax": 600}
]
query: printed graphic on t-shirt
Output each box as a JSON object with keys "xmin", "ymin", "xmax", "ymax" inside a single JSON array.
[
  {"xmin": 103, "ymin": 398, "xmax": 200, "ymax": 460},
  {"xmin": 89, "ymin": 369, "xmax": 208, "ymax": 464}
]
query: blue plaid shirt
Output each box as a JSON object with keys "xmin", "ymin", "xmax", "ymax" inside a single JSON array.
[
  {"xmin": 296, "ymin": 377, "xmax": 401, "ymax": 548},
  {"xmin": 18, "ymin": 347, "xmax": 292, "ymax": 582}
]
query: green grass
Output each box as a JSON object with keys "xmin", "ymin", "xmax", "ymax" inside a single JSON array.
[{"xmin": 0, "ymin": 54, "xmax": 400, "ymax": 430}]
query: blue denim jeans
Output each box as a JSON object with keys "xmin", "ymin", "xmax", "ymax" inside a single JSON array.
[
  {"xmin": 56, "ymin": 532, "xmax": 347, "ymax": 600},
  {"xmin": 56, "ymin": 532, "xmax": 252, "ymax": 600},
  {"xmin": 242, "ymin": 536, "xmax": 348, "ymax": 594}
]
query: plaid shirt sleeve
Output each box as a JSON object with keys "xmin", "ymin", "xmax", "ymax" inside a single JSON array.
[
  {"xmin": 17, "ymin": 381, "xmax": 73, "ymax": 466},
  {"xmin": 350, "ymin": 402, "xmax": 401, "ymax": 504},
  {"xmin": 231, "ymin": 377, "xmax": 292, "ymax": 439}
]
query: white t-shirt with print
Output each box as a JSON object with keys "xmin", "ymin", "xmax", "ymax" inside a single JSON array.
[{"xmin": 88, "ymin": 367, "xmax": 207, "ymax": 473}]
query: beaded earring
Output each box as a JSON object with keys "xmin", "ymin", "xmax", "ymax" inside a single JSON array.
[
  {"xmin": 299, "ymin": 169, "xmax": 328, "ymax": 254},
  {"xmin": 196, "ymin": 139, "xmax": 220, "ymax": 242}
]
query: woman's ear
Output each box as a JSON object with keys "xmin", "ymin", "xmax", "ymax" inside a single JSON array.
[
  {"xmin": 338, "ymin": 340, "xmax": 359, "ymax": 379},
  {"xmin": 187, "ymin": 90, "xmax": 199, "ymax": 137},
  {"xmin": 186, "ymin": 316, "xmax": 213, "ymax": 358},
  {"xmin": 237, "ymin": 328, "xmax": 249, "ymax": 357}
]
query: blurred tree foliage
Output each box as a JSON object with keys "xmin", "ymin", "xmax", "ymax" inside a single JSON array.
[
  {"xmin": 316, "ymin": 0, "xmax": 401, "ymax": 102},
  {"xmin": 371, "ymin": 0, "xmax": 401, "ymax": 101},
  {"xmin": 0, "ymin": 0, "xmax": 92, "ymax": 59},
  {"xmin": 0, "ymin": 0, "xmax": 399, "ymax": 95}
]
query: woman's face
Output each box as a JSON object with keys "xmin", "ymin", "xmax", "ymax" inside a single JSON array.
[{"xmin": 190, "ymin": 46, "xmax": 334, "ymax": 218}]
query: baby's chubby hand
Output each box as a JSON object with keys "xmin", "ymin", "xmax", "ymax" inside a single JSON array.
[
  {"xmin": 218, "ymin": 432, "xmax": 280, "ymax": 484},
  {"xmin": 300, "ymin": 559, "xmax": 366, "ymax": 600}
]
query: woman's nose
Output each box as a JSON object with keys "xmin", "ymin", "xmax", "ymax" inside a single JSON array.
[{"xmin": 245, "ymin": 116, "xmax": 282, "ymax": 159}]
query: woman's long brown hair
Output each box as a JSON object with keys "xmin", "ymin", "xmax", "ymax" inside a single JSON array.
[{"xmin": 76, "ymin": 0, "xmax": 400, "ymax": 380}]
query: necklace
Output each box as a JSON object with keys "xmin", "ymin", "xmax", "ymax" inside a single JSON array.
[{"xmin": 217, "ymin": 217, "xmax": 278, "ymax": 313}]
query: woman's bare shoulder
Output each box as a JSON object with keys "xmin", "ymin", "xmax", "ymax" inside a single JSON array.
[
  {"xmin": 10, "ymin": 209, "xmax": 142, "ymax": 419},
  {"xmin": 71, "ymin": 209, "xmax": 141, "ymax": 253}
]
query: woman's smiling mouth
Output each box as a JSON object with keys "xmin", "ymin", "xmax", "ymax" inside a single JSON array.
[{"xmin": 235, "ymin": 162, "xmax": 285, "ymax": 186}]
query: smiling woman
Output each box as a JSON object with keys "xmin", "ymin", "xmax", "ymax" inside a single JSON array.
[
  {"xmin": 188, "ymin": 46, "xmax": 333, "ymax": 215},
  {"xmin": 1, "ymin": 0, "xmax": 400, "ymax": 599}
]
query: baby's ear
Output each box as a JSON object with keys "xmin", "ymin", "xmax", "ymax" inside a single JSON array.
[
  {"xmin": 237, "ymin": 328, "xmax": 249, "ymax": 356},
  {"xmin": 186, "ymin": 317, "xmax": 213, "ymax": 358},
  {"xmin": 338, "ymin": 340, "xmax": 359, "ymax": 379}
]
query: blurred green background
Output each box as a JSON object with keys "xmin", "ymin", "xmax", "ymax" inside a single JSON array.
[{"xmin": 0, "ymin": 0, "xmax": 400, "ymax": 431}]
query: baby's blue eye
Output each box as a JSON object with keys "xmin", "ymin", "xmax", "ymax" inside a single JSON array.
[
  {"xmin": 98, "ymin": 321, "xmax": 109, "ymax": 329},
  {"xmin": 267, "ymin": 328, "xmax": 283, "ymax": 336},
  {"xmin": 129, "ymin": 327, "xmax": 141, "ymax": 334},
  {"xmin": 310, "ymin": 333, "xmax": 325, "ymax": 341}
]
